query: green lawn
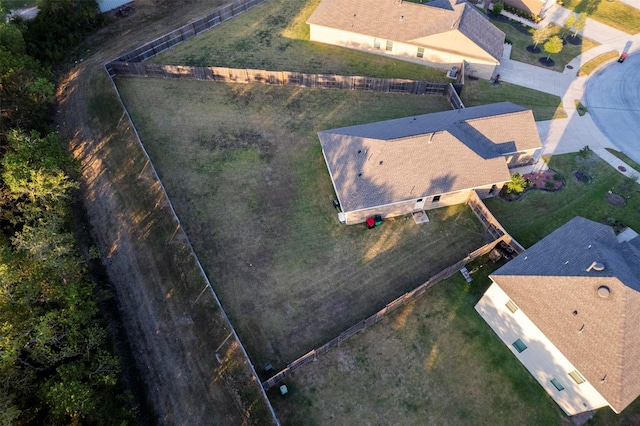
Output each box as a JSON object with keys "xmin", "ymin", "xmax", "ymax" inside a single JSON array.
[
  {"xmin": 578, "ymin": 50, "xmax": 619, "ymax": 76},
  {"xmin": 560, "ymin": 0, "xmax": 640, "ymax": 34},
  {"xmin": 492, "ymin": 20, "xmax": 599, "ymax": 72},
  {"xmin": 461, "ymin": 79, "xmax": 566, "ymax": 120},
  {"xmin": 485, "ymin": 152, "xmax": 640, "ymax": 247}
]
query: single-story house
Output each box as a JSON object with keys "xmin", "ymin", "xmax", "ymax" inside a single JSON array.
[
  {"xmin": 319, "ymin": 102, "xmax": 541, "ymax": 225},
  {"xmin": 307, "ymin": 0, "xmax": 506, "ymax": 80},
  {"xmin": 475, "ymin": 217, "xmax": 640, "ymax": 415}
]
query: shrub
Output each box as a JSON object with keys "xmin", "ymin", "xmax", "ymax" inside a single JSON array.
[
  {"xmin": 553, "ymin": 172, "xmax": 564, "ymax": 181},
  {"xmin": 492, "ymin": 1, "xmax": 504, "ymax": 16},
  {"xmin": 504, "ymin": 173, "xmax": 529, "ymax": 195},
  {"xmin": 579, "ymin": 145, "xmax": 591, "ymax": 158}
]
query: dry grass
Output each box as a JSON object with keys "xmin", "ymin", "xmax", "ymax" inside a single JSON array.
[
  {"xmin": 578, "ymin": 50, "xmax": 619, "ymax": 76},
  {"xmin": 58, "ymin": 0, "xmax": 278, "ymax": 423},
  {"xmin": 115, "ymin": 77, "xmax": 489, "ymax": 371},
  {"xmin": 269, "ymin": 258, "xmax": 568, "ymax": 425},
  {"xmin": 149, "ymin": 0, "xmax": 448, "ymax": 81}
]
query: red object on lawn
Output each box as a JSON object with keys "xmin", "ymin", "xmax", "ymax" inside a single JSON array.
[{"xmin": 366, "ymin": 217, "xmax": 376, "ymax": 228}]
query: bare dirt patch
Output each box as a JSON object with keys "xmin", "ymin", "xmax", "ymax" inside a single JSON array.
[
  {"xmin": 56, "ymin": 0, "xmax": 273, "ymax": 423},
  {"xmin": 605, "ymin": 192, "xmax": 626, "ymax": 207}
]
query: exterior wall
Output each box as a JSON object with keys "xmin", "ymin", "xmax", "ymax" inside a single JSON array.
[
  {"xmin": 309, "ymin": 25, "xmax": 499, "ymax": 80},
  {"xmin": 342, "ymin": 189, "xmax": 474, "ymax": 225},
  {"xmin": 503, "ymin": 0, "xmax": 545, "ymax": 16},
  {"xmin": 475, "ymin": 283, "xmax": 610, "ymax": 415}
]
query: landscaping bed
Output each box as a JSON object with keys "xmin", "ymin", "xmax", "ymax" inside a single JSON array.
[{"xmin": 499, "ymin": 169, "xmax": 565, "ymax": 201}]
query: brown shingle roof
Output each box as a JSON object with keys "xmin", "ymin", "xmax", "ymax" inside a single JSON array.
[
  {"xmin": 491, "ymin": 217, "xmax": 640, "ymax": 413},
  {"xmin": 307, "ymin": 0, "xmax": 505, "ymax": 60},
  {"xmin": 319, "ymin": 102, "xmax": 540, "ymax": 213}
]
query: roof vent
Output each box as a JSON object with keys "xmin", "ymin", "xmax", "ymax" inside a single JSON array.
[
  {"xmin": 597, "ymin": 285, "xmax": 610, "ymax": 298},
  {"xmin": 587, "ymin": 261, "xmax": 605, "ymax": 272}
]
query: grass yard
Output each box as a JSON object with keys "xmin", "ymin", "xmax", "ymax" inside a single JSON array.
[
  {"xmin": 578, "ymin": 50, "xmax": 619, "ymax": 76},
  {"xmin": 560, "ymin": 0, "xmax": 640, "ymax": 34},
  {"xmin": 268, "ymin": 152, "xmax": 640, "ymax": 425},
  {"xmin": 116, "ymin": 77, "xmax": 490, "ymax": 371},
  {"xmin": 485, "ymin": 152, "xmax": 640, "ymax": 247},
  {"xmin": 269, "ymin": 256, "xmax": 569, "ymax": 425},
  {"xmin": 150, "ymin": 0, "xmax": 448, "ymax": 81},
  {"xmin": 492, "ymin": 20, "xmax": 600, "ymax": 72},
  {"xmin": 461, "ymin": 79, "xmax": 566, "ymax": 120}
]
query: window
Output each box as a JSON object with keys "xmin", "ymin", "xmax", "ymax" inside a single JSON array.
[
  {"xmin": 373, "ymin": 39, "xmax": 381, "ymax": 49},
  {"xmin": 432, "ymin": 195, "xmax": 441, "ymax": 202},
  {"xmin": 512, "ymin": 339, "xmax": 527, "ymax": 353},
  {"xmin": 505, "ymin": 300, "xmax": 518, "ymax": 313},
  {"xmin": 569, "ymin": 370, "xmax": 586, "ymax": 384},
  {"xmin": 417, "ymin": 47, "xmax": 424, "ymax": 58},
  {"xmin": 386, "ymin": 40, "xmax": 393, "ymax": 51},
  {"xmin": 551, "ymin": 378, "xmax": 565, "ymax": 391}
]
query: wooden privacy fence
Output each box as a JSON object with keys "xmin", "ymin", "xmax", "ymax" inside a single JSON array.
[
  {"xmin": 467, "ymin": 191, "xmax": 525, "ymax": 254},
  {"xmin": 106, "ymin": 62, "xmax": 456, "ymax": 97},
  {"xmin": 112, "ymin": 0, "xmax": 268, "ymax": 63}
]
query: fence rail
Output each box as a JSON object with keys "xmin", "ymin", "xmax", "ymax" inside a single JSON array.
[
  {"xmin": 106, "ymin": 62, "xmax": 455, "ymax": 96},
  {"xmin": 467, "ymin": 191, "xmax": 525, "ymax": 254},
  {"xmin": 112, "ymin": 0, "xmax": 268, "ymax": 63}
]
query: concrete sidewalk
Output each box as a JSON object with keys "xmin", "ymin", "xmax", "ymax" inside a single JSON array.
[{"xmin": 492, "ymin": 7, "xmax": 640, "ymax": 183}]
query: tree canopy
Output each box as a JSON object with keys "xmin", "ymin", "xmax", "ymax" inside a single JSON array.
[
  {"xmin": 543, "ymin": 35, "xmax": 564, "ymax": 59},
  {"xmin": 0, "ymin": 2, "xmax": 137, "ymax": 424}
]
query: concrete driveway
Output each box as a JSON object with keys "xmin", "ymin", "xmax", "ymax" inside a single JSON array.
[{"xmin": 586, "ymin": 53, "xmax": 640, "ymax": 164}]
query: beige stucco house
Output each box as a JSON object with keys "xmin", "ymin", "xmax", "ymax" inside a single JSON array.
[
  {"xmin": 319, "ymin": 102, "xmax": 541, "ymax": 225},
  {"xmin": 307, "ymin": 0, "xmax": 506, "ymax": 80},
  {"xmin": 476, "ymin": 217, "xmax": 640, "ymax": 415},
  {"xmin": 501, "ymin": 0, "xmax": 556, "ymax": 18}
]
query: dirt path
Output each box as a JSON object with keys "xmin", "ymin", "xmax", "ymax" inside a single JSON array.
[{"xmin": 57, "ymin": 1, "xmax": 273, "ymax": 424}]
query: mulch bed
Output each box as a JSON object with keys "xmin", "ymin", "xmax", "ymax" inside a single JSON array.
[
  {"xmin": 564, "ymin": 35, "xmax": 583, "ymax": 46},
  {"xmin": 605, "ymin": 192, "xmax": 626, "ymax": 207},
  {"xmin": 538, "ymin": 57, "xmax": 555, "ymax": 67},
  {"xmin": 500, "ymin": 169, "xmax": 565, "ymax": 201},
  {"xmin": 573, "ymin": 171, "xmax": 592, "ymax": 184},
  {"xmin": 526, "ymin": 45, "xmax": 541, "ymax": 54}
]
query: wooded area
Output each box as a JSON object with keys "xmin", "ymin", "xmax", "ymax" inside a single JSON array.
[{"xmin": 0, "ymin": 1, "xmax": 137, "ymax": 423}]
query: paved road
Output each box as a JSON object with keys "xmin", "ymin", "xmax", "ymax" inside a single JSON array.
[{"xmin": 585, "ymin": 54, "xmax": 640, "ymax": 165}]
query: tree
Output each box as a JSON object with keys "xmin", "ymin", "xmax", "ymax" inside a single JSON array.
[
  {"xmin": 492, "ymin": 1, "xmax": 504, "ymax": 16},
  {"xmin": 25, "ymin": 0, "xmax": 105, "ymax": 65},
  {"xmin": 544, "ymin": 35, "xmax": 563, "ymax": 60},
  {"xmin": 532, "ymin": 25, "xmax": 552, "ymax": 48},
  {"xmin": 561, "ymin": 14, "xmax": 575, "ymax": 37},
  {"xmin": 573, "ymin": 13, "xmax": 587, "ymax": 37}
]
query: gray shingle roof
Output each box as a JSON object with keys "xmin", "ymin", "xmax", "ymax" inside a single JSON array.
[
  {"xmin": 307, "ymin": 0, "xmax": 505, "ymax": 61},
  {"xmin": 319, "ymin": 102, "xmax": 540, "ymax": 213},
  {"xmin": 490, "ymin": 217, "xmax": 640, "ymax": 413}
]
